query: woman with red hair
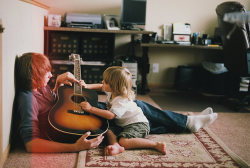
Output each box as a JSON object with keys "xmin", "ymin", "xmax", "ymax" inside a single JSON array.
[{"xmin": 15, "ymin": 52, "xmax": 104, "ymax": 153}]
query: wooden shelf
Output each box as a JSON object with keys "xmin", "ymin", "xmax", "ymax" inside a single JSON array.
[
  {"xmin": 44, "ymin": 26, "xmax": 155, "ymax": 35},
  {"xmin": 141, "ymin": 43, "xmax": 223, "ymax": 50}
]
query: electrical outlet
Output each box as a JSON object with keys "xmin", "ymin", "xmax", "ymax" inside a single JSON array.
[{"xmin": 152, "ymin": 63, "xmax": 159, "ymax": 73}]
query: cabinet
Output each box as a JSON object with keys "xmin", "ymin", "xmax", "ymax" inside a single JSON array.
[
  {"xmin": 45, "ymin": 31, "xmax": 115, "ymax": 62},
  {"xmin": 44, "ymin": 26, "xmax": 154, "ymax": 93}
]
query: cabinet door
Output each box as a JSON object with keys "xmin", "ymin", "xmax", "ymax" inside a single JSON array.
[
  {"xmin": 49, "ymin": 64, "xmax": 110, "ymax": 88},
  {"xmin": 46, "ymin": 31, "xmax": 115, "ymax": 62}
]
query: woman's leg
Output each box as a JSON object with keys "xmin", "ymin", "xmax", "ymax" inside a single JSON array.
[
  {"xmin": 133, "ymin": 100, "xmax": 187, "ymax": 134},
  {"xmin": 98, "ymin": 101, "xmax": 216, "ymax": 134}
]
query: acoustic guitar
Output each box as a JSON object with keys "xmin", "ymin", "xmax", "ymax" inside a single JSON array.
[{"xmin": 46, "ymin": 54, "xmax": 109, "ymax": 143}]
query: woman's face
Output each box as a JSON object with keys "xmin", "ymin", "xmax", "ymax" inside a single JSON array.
[{"xmin": 40, "ymin": 71, "xmax": 52, "ymax": 87}]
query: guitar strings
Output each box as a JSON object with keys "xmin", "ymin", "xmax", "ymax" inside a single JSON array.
[{"xmin": 74, "ymin": 58, "xmax": 81, "ymax": 113}]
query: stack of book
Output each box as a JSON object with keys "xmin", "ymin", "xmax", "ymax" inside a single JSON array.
[{"xmin": 239, "ymin": 77, "xmax": 250, "ymax": 92}]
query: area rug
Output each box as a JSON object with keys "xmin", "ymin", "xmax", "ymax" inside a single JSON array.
[
  {"xmin": 149, "ymin": 92, "xmax": 250, "ymax": 112},
  {"xmin": 77, "ymin": 112, "xmax": 249, "ymax": 168}
]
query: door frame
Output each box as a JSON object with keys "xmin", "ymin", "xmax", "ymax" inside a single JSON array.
[{"xmin": 0, "ymin": 19, "xmax": 3, "ymax": 168}]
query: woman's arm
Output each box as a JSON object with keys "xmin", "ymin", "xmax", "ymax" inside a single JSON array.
[
  {"xmin": 53, "ymin": 72, "xmax": 79, "ymax": 92},
  {"xmin": 18, "ymin": 90, "xmax": 104, "ymax": 153},
  {"xmin": 25, "ymin": 132, "xmax": 104, "ymax": 153},
  {"xmin": 80, "ymin": 102, "xmax": 116, "ymax": 120}
]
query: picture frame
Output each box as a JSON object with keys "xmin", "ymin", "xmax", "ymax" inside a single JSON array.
[{"xmin": 103, "ymin": 15, "xmax": 120, "ymax": 30}]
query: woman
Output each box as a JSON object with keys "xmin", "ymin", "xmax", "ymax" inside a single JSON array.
[{"xmin": 15, "ymin": 52, "xmax": 104, "ymax": 153}]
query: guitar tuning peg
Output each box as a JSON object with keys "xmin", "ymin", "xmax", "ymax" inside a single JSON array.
[{"xmin": 69, "ymin": 53, "xmax": 75, "ymax": 61}]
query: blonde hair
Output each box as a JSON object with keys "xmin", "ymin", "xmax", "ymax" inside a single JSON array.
[{"xmin": 103, "ymin": 66, "xmax": 135, "ymax": 100}]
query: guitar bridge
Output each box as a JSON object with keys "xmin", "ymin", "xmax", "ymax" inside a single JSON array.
[{"xmin": 67, "ymin": 110, "xmax": 89, "ymax": 115}]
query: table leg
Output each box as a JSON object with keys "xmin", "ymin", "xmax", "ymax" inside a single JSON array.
[{"xmin": 141, "ymin": 34, "xmax": 150, "ymax": 95}]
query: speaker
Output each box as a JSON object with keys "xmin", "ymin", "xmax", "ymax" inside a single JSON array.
[{"xmin": 175, "ymin": 66, "xmax": 202, "ymax": 91}]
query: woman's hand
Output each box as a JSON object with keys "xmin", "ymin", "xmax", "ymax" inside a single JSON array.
[
  {"xmin": 75, "ymin": 132, "xmax": 104, "ymax": 151},
  {"xmin": 53, "ymin": 72, "xmax": 79, "ymax": 92},
  {"xmin": 56, "ymin": 72, "xmax": 79, "ymax": 86},
  {"xmin": 80, "ymin": 101, "xmax": 92, "ymax": 111}
]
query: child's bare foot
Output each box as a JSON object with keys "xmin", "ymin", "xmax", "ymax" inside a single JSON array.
[
  {"xmin": 155, "ymin": 142, "xmax": 167, "ymax": 155},
  {"xmin": 106, "ymin": 144, "xmax": 125, "ymax": 155}
]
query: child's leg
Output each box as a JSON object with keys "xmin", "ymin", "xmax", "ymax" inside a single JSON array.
[
  {"xmin": 106, "ymin": 130, "xmax": 125, "ymax": 155},
  {"xmin": 119, "ymin": 137, "xmax": 167, "ymax": 155}
]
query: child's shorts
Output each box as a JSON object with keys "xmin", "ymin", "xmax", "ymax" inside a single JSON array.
[{"xmin": 109, "ymin": 122, "xmax": 150, "ymax": 141}]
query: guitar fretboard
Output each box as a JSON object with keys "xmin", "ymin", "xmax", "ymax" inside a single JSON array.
[{"xmin": 74, "ymin": 56, "xmax": 82, "ymax": 95}]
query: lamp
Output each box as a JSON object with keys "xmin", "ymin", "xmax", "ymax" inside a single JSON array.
[{"xmin": 223, "ymin": 11, "xmax": 250, "ymax": 39}]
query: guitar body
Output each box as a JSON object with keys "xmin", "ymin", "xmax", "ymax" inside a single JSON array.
[{"xmin": 46, "ymin": 85, "xmax": 109, "ymax": 143}]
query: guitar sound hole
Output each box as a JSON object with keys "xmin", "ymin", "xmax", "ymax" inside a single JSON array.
[{"xmin": 71, "ymin": 95, "xmax": 86, "ymax": 104}]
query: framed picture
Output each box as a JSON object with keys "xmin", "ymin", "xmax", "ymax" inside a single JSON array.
[{"xmin": 103, "ymin": 15, "xmax": 120, "ymax": 30}]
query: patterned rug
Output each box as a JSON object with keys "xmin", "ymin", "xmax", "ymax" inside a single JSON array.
[{"xmin": 77, "ymin": 113, "xmax": 249, "ymax": 168}]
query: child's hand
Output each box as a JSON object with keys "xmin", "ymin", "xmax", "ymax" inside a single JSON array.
[
  {"xmin": 80, "ymin": 102, "xmax": 92, "ymax": 111},
  {"xmin": 78, "ymin": 80, "xmax": 88, "ymax": 88}
]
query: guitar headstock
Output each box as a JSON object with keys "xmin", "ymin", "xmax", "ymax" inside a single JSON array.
[{"xmin": 69, "ymin": 53, "xmax": 81, "ymax": 61}]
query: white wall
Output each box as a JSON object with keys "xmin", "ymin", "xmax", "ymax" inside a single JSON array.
[
  {"xmin": 0, "ymin": 0, "xmax": 250, "ymax": 160},
  {"xmin": 40, "ymin": 0, "xmax": 250, "ymax": 87},
  {"xmin": 146, "ymin": 0, "xmax": 249, "ymax": 37},
  {"xmin": 146, "ymin": 0, "xmax": 250, "ymax": 86},
  {"xmin": 0, "ymin": 0, "xmax": 48, "ymax": 156}
]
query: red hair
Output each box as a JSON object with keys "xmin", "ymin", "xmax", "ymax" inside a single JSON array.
[
  {"xmin": 31, "ymin": 53, "xmax": 51, "ymax": 88},
  {"xmin": 16, "ymin": 53, "xmax": 51, "ymax": 90}
]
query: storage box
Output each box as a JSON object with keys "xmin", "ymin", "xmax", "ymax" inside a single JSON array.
[
  {"xmin": 49, "ymin": 32, "xmax": 115, "ymax": 61},
  {"xmin": 80, "ymin": 33, "xmax": 115, "ymax": 61},
  {"xmin": 81, "ymin": 65, "xmax": 110, "ymax": 84},
  {"xmin": 49, "ymin": 64, "xmax": 110, "ymax": 88},
  {"xmin": 49, "ymin": 33, "xmax": 80, "ymax": 58}
]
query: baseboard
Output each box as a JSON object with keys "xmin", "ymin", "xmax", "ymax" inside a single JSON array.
[{"xmin": 2, "ymin": 144, "xmax": 10, "ymax": 165}]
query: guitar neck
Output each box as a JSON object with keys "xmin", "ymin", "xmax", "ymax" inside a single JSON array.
[{"xmin": 74, "ymin": 56, "xmax": 82, "ymax": 95}]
